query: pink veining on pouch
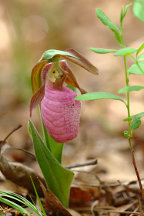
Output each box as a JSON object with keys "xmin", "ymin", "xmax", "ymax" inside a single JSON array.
[{"xmin": 41, "ymin": 85, "xmax": 81, "ymax": 143}]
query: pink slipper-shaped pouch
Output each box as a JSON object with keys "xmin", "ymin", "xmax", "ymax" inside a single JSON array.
[{"xmin": 41, "ymin": 85, "xmax": 81, "ymax": 143}]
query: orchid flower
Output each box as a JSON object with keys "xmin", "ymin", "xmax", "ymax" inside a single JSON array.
[{"xmin": 30, "ymin": 49, "xmax": 98, "ymax": 143}]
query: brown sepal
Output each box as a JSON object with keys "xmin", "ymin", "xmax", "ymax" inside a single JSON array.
[
  {"xmin": 31, "ymin": 60, "xmax": 48, "ymax": 94},
  {"xmin": 30, "ymin": 85, "xmax": 45, "ymax": 117},
  {"xmin": 65, "ymin": 48, "xmax": 98, "ymax": 75},
  {"xmin": 60, "ymin": 60, "xmax": 87, "ymax": 94}
]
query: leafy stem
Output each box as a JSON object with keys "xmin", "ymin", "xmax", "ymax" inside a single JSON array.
[
  {"xmin": 124, "ymin": 56, "xmax": 144, "ymax": 198},
  {"xmin": 124, "ymin": 56, "xmax": 132, "ymax": 141},
  {"xmin": 119, "ymin": 22, "xmax": 133, "ymax": 143},
  {"xmin": 77, "ymin": 5, "xmax": 144, "ymax": 199},
  {"xmin": 119, "ymin": 8, "xmax": 144, "ymax": 198}
]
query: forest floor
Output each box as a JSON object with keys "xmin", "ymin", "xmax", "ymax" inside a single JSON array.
[{"xmin": 1, "ymin": 0, "xmax": 144, "ymax": 215}]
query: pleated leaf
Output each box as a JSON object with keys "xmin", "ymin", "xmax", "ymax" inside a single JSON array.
[{"xmin": 29, "ymin": 120, "xmax": 74, "ymax": 207}]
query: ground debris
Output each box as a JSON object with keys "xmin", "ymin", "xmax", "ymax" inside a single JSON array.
[{"xmin": 70, "ymin": 174, "xmax": 144, "ymax": 216}]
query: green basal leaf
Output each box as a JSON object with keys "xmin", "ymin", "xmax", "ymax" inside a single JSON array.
[
  {"xmin": 136, "ymin": 42, "xmax": 144, "ymax": 57},
  {"xmin": 90, "ymin": 48, "xmax": 117, "ymax": 54},
  {"xmin": 28, "ymin": 123, "xmax": 32, "ymax": 138},
  {"xmin": 128, "ymin": 61, "xmax": 144, "ymax": 75},
  {"xmin": 133, "ymin": 0, "xmax": 144, "ymax": 22},
  {"xmin": 114, "ymin": 47, "xmax": 137, "ymax": 56},
  {"xmin": 124, "ymin": 112, "xmax": 144, "ymax": 121},
  {"xmin": 41, "ymin": 49, "xmax": 77, "ymax": 61},
  {"xmin": 131, "ymin": 118, "xmax": 141, "ymax": 130},
  {"xmin": 29, "ymin": 120, "xmax": 74, "ymax": 208},
  {"xmin": 75, "ymin": 92, "xmax": 126, "ymax": 104},
  {"xmin": 118, "ymin": 85, "xmax": 144, "ymax": 93},
  {"xmin": 41, "ymin": 115, "xmax": 51, "ymax": 150},
  {"xmin": 47, "ymin": 134, "xmax": 64, "ymax": 164}
]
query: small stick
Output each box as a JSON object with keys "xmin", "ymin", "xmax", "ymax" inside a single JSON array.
[
  {"xmin": 131, "ymin": 147, "xmax": 144, "ymax": 199},
  {"xmin": 66, "ymin": 159, "xmax": 97, "ymax": 169},
  {"xmin": 0, "ymin": 125, "xmax": 22, "ymax": 147},
  {"xmin": 6, "ymin": 147, "xmax": 36, "ymax": 160}
]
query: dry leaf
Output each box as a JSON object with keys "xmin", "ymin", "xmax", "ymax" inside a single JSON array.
[
  {"xmin": 0, "ymin": 154, "xmax": 46, "ymax": 197},
  {"xmin": 40, "ymin": 181, "xmax": 72, "ymax": 216}
]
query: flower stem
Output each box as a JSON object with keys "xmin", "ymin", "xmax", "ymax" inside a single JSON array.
[{"xmin": 124, "ymin": 56, "xmax": 144, "ymax": 198}]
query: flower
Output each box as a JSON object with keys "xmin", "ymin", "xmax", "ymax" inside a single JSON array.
[
  {"xmin": 30, "ymin": 49, "xmax": 98, "ymax": 142},
  {"xmin": 41, "ymin": 85, "xmax": 81, "ymax": 142}
]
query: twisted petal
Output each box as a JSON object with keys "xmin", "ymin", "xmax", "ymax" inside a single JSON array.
[
  {"xmin": 66, "ymin": 48, "xmax": 98, "ymax": 75},
  {"xmin": 30, "ymin": 85, "xmax": 45, "ymax": 117},
  {"xmin": 60, "ymin": 60, "xmax": 87, "ymax": 94},
  {"xmin": 30, "ymin": 63, "xmax": 55, "ymax": 117},
  {"xmin": 31, "ymin": 60, "xmax": 48, "ymax": 93}
]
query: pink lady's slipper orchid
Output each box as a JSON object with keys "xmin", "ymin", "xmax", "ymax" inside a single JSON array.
[{"xmin": 30, "ymin": 49, "xmax": 98, "ymax": 143}]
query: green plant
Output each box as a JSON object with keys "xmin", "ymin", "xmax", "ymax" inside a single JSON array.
[
  {"xmin": 133, "ymin": 0, "xmax": 144, "ymax": 22},
  {"xmin": 75, "ymin": 4, "xmax": 144, "ymax": 197},
  {"xmin": 0, "ymin": 190, "xmax": 46, "ymax": 216},
  {"xmin": 28, "ymin": 49, "xmax": 98, "ymax": 208},
  {"xmin": 2, "ymin": 3, "xmax": 144, "ymax": 214}
]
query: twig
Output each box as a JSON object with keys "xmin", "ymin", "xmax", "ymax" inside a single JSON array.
[
  {"xmin": 73, "ymin": 177, "xmax": 144, "ymax": 189},
  {"xmin": 0, "ymin": 154, "xmax": 46, "ymax": 197},
  {"xmin": 0, "ymin": 125, "xmax": 22, "ymax": 147},
  {"xmin": 5, "ymin": 147, "xmax": 36, "ymax": 160},
  {"xmin": 131, "ymin": 147, "xmax": 144, "ymax": 199},
  {"xmin": 74, "ymin": 205, "xmax": 140, "ymax": 215},
  {"xmin": 66, "ymin": 159, "xmax": 97, "ymax": 169},
  {"xmin": 96, "ymin": 209, "xmax": 140, "ymax": 215},
  {"xmin": 138, "ymin": 196, "xmax": 144, "ymax": 216}
]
